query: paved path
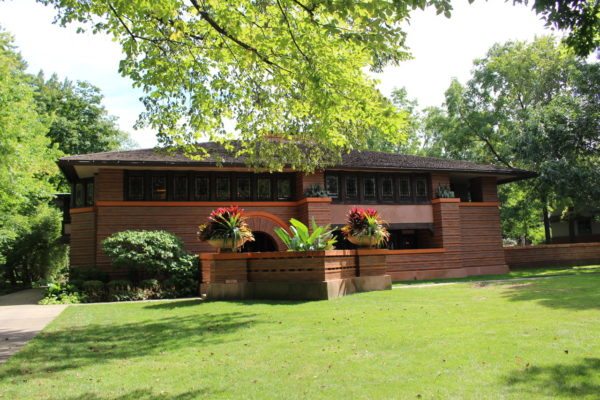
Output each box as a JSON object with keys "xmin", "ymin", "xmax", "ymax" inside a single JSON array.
[
  {"xmin": 0, "ymin": 289, "xmax": 66, "ymax": 363},
  {"xmin": 392, "ymin": 275, "xmax": 558, "ymax": 289}
]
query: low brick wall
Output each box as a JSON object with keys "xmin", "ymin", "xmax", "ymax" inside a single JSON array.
[
  {"xmin": 198, "ymin": 250, "xmax": 391, "ymax": 300},
  {"xmin": 504, "ymin": 242, "xmax": 600, "ymax": 269}
]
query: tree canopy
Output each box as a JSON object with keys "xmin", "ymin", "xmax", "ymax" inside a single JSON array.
[
  {"xmin": 420, "ymin": 37, "xmax": 599, "ymax": 242},
  {"xmin": 36, "ymin": 0, "xmax": 598, "ymax": 171},
  {"xmin": 33, "ymin": 73, "xmax": 134, "ymax": 156}
]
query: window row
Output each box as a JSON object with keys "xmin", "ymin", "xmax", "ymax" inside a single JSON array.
[
  {"xmin": 125, "ymin": 172, "xmax": 295, "ymax": 202},
  {"xmin": 72, "ymin": 179, "xmax": 94, "ymax": 208},
  {"xmin": 324, "ymin": 173, "xmax": 429, "ymax": 203}
]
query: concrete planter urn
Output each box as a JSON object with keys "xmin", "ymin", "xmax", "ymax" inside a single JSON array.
[
  {"xmin": 347, "ymin": 235, "xmax": 380, "ymax": 248},
  {"xmin": 207, "ymin": 238, "xmax": 245, "ymax": 252}
]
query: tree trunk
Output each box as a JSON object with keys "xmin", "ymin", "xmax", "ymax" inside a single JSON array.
[{"xmin": 542, "ymin": 203, "xmax": 551, "ymax": 244}]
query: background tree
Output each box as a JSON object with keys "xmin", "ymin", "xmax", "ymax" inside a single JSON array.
[
  {"xmin": 0, "ymin": 30, "xmax": 65, "ymax": 282},
  {"xmin": 33, "ymin": 73, "xmax": 134, "ymax": 156},
  {"xmin": 420, "ymin": 37, "xmax": 599, "ymax": 243}
]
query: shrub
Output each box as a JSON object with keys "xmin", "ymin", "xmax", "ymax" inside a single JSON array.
[
  {"xmin": 102, "ymin": 230, "xmax": 198, "ymax": 298},
  {"xmin": 103, "ymin": 230, "xmax": 190, "ymax": 275},
  {"xmin": 38, "ymin": 282, "xmax": 83, "ymax": 304},
  {"xmin": 82, "ymin": 280, "xmax": 106, "ymax": 302},
  {"xmin": 139, "ymin": 279, "xmax": 162, "ymax": 299},
  {"xmin": 341, "ymin": 207, "xmax": 389, "ymax": 248},
  {"xmin": 107, "ymin": 279, "xmax": 137, "ymax": 302},
  {"xmin": 1, "ymin": 204, "xmax": 68, "ymax": 285},
  {"xmin": 197, "ymin": 206, "xmax": 254, "ymax": 251},
  {"xmin": 274, "ymin": 218, "xmax": 336, "ymax": 251},
  {"xmin": 69, "ymin": 267, "xmax": 110, "ymax": 283}
]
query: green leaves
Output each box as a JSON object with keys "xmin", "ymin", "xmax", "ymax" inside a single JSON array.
[
  {"xmin": 34, "ymin": 0, "xmax": 441, "ymax": 170},
  {"xmin": 274, "ymin": 218, "xmax": 337, "ymax": 251}
]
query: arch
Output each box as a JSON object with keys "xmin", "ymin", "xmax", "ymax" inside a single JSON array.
[
  {"xmin": 244, "ymin": 212, "xmax": 289, "ymax": 250},
  {"xmin": 241, "ymin": 231, "xmax": 278, "ymax": 252}
]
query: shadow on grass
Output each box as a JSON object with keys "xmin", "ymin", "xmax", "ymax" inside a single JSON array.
[
  {"xmin": 56, "ymin": 388, "xmax": 217, "ymax": 400},
  {"xmin": 504, "ymin": 358, "xmax": 600, "ymax": 397},
  {"xmin": 0, "ymin": 310, "xmax": 263, "ymax": 382},
  {"xmin": 143, "ymin": 298, "xmax": 308, "ymax": 310},
  {"xmin": 500, "ymin": 275, "xmax": 600, "ymax": 310},
  {"xmin": 143, "ymin": 298, "xmax": 204, "ymax": 309}
]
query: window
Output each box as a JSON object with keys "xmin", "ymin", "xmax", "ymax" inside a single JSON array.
[
  {"xmin": 216, "ymin": 177, "xmax": 231, "ymax": 200},
  {"xmin": 325, "ymin": 175, "xmax": 339, "ymax": 199},
  {"xmin": 257, "ymin": 178, "xmax": 272, "ymax": 200},
  {"xmin": 151, "ymin": 175, "xmax": 167, "ymax": 200},
  {"xmin": 345, "ymin": 176, "xmax": 358, "ymax": 199},
  {"xmin": 398, "ymin": 177, "xmax": 411, "ymax": 199},
  {"xmin": 172, "ymin": 175, "xmax": 188, "ymax": 201},
  {"xmin": 363, "ymin": 177, "xmax": 376, "ymax": 200},
  {"xmin": 381, "ymin": 177, "xmax": 394, "ymax": 201},
  {"xmin": 193, "ymin": 176, "xmax": 209, "ymax": 200},
  {"xmin": 577, "ymin": 218, "xmax": 592, "ymax": 235},
  {"xmin": 74, "ymin": 183, "xmax": 85, "ymax": 207},
  {"xmin": 128, "ymin": 175, "xmax": 145, "ymax": 200},
  {"xmin": 277, "ymin": 178, "xmax": 292, "ymax": 200},
  {"xmin": 236, "ymin": 177, "xmax": 252, "ymax": 200},
  {"xmin": 85, "ymin": 183, "xmax": 94, "ymax": 206},
  {"xmin": 415, "ymin": 177, "xmax": 428, "ymax": 198}
]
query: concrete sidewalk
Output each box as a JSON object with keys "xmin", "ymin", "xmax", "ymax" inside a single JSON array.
[{"xmin": 0, "ymin": 289, "xmax": 66, "ymax": 363}]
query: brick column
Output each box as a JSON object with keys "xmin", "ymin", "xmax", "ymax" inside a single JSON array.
[
  {"xmin": 431, "ymin": 198, "xmax": 462, "ymax": 270},
  {"xmin": 297, "ymin": 198, "xmax": 332, "ymax": 226}
]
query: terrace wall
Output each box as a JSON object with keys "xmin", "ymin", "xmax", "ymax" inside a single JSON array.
[{"xmin": 504, "ymin": 242, "xmax": 600, "ymax": 268}]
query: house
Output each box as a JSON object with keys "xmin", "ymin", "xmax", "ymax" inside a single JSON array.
[
  {"xmin": 58, "ymin": 143, "xmax": 535, "ymax": 284},
  {"xmin": 549, "ymin": 209, "xmax": 600, "ymax": 244}
]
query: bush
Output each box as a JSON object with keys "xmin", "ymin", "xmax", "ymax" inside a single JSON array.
[
  {"xmin": 139, "ymin": 279, "xmax": 162, "ymax": 299},
  {"xmin": 39, "ymin": 282, "xmax": 83, "ymax": 304},
  {"xmin": 106, "ymin": 279, "xmax": 138, "ymax": 302},
  {"xmin": 69, "ymin": 267, "xmax": 110, "ymax": 283},
  {"xmin": 82, "ymin": 280, "xmax": 106, "ymax": 302},
  {"xmin": 102, "ymin": 230, "xmax": 198, "ymax": 298},
  {"xmin": 1, "ymin": 204, "xmax": 68, "ymax": 285}
]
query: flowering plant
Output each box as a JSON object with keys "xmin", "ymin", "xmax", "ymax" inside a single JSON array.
[
  {"xmin": 197, "ymin": 206, "xmax": 254, "ymax": 251},
  {"xmin": 341, "ymin": 207, "xmax": 389, "ymax": 247}
]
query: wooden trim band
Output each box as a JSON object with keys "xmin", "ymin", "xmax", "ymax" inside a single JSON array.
[
  {"xmin": 70, "ymin": 207, "xmax": 95, "ymax": 214},
  {"xmin": 431, "ymin": 198, "xmax": 461, "ymax": 204},
  {"xmin": 459, "ymin": 202, "xmax": 500, "ymax": 207},
  {"xmin": 96, "ymin": 197, "xmax": 331, "ymax": 208},
  {"xmin": 200, "ymin": 247, "xmax": 446, "ymax": 260}
]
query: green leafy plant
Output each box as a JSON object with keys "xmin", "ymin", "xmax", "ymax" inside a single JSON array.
[
  {"xmin": 304, "ymin": 184, "xmax": 329, "ymax": 198},
  {"xmin": 435, "ymin": 184, "xmax": 456, "ymax": 199},
  {"xmin": 38, "ymin": 282, "xmax": 84, "ymax": 304},
  {"xmin": 81, "ymin": 280, "xmax": 106, "ymax": 302},
  {"xmin": 274, "ymin": 218, "xmax": 336, "ymax": 252},
  {"xmin": 341, "ymin": 207, "xmax": 390, "ymax": 248},
  {"xmin": 197, "ymin": 206, "xmax": 254, "ymax": 252}
]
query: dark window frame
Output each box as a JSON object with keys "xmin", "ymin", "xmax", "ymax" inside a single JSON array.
[
  {"xmin": 123, "ymin": 170, "xmax": 296, "ymax": 202},
  {"xmin": 325, "ymin": 171, "xmax": 431, "ymax": 204},
  {"xmin": 71, "ymin": 178, "xmax": 95, "ymax": 208}
]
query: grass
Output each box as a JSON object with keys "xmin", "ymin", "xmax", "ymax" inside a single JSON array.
[
  {"xmin": 394, "ymin": 264, "xmax": 600, "ymax": 285},
  {"xmin": 1, "ymin": 274, "xmax": 599, "ymax": 399}
]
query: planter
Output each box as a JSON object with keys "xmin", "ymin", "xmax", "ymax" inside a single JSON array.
[
  {"xmin": 207, "ymin": 238, "xmax": 245, "ymax": 252},
  {"xmin": 347, "ymin": 235, "xmax": 380, "ymax": 248}
]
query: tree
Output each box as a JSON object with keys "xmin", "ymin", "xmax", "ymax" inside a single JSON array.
[
  {"xmin": 0, "ymin": 29, "xmax": 63, "ymax": 277},
  {"xmin": 512, "ymin": 0, "xmax": 600, "ymax": 57},
  {"xmin": 421, "ymin": 37, "xmax": 599, "ymax": 243},
  {"xmin": 33, "ymin": 73, "xmax": 134, "ymax": 156},
  {"xmin": 36, "ymin": 0, "xmax": 465, "ymax": 170}
]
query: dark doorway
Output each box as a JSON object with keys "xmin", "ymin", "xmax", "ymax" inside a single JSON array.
[{"xmin": 241, "ymin": 231, "xmax": 278, "ymax": 253}]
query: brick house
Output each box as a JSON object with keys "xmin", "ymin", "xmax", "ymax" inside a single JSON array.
[{"xmin": 58, "ymin": 143, "xmax": 535, "ymax": 282}]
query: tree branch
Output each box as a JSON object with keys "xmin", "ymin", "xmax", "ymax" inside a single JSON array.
[
  {"xmin": 276, "ymin": 0, "xmax": 310, "ymax": 62},
  {"xmin": 189, "ymin": 0, "xmax": 291, "ymax": 73}
]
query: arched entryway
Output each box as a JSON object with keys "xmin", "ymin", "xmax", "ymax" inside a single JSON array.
[
  {"xmin": 244, "ymin": 211, "xmax": 288, "ymax": 250},
  {"xmin": 241, "ymin": 231, "xmax": 278, "ymax": 252}
]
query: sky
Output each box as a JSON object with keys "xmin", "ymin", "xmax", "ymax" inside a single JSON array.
[{"xmin": 0, "ymin": 0, "xmax": 552, "ymax": 149}]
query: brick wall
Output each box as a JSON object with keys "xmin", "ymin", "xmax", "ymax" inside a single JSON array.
[
  {"xmin": 70, "ymin": 210, "xmax": 95, "ymax": 268},
  {"xmin": 504, "ymin": 242, "xmax": 600, "ymax": 268}
]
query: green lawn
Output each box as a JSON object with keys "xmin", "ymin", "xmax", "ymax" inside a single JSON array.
[
  {"xmin": 395, "ymin": 264, "xmax": 600, "ymax": 285},
  {"xmin": 1, "ymin": 274, "xmax": 599, "ymax": 399}
]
